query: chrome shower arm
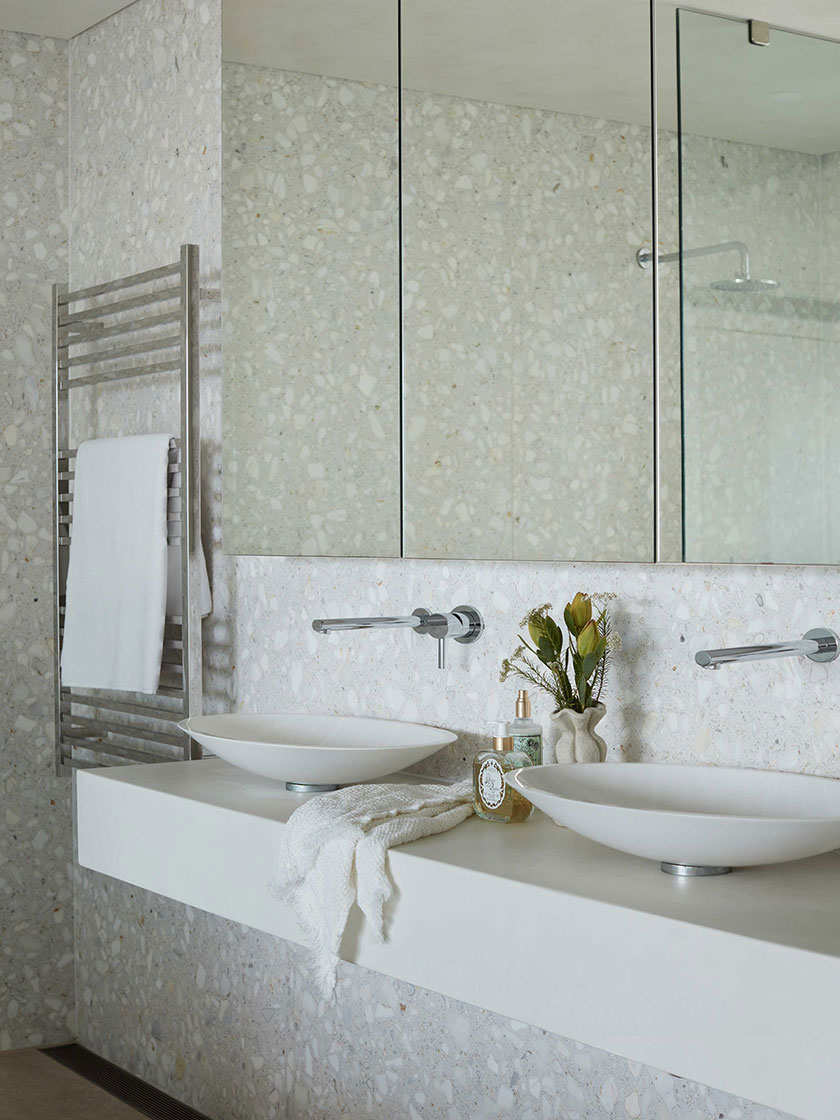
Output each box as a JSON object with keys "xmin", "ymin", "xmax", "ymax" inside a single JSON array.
[{"xmin": 637, "ymin": 240, "xmax": 749, "ymax": 276}]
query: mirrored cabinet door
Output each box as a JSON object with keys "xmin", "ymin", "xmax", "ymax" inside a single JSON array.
[
  {"xmin": 222, "ymin": 0, "xmax": 401, "ymax": 556},
  {"xmin": 676, "ymin": 9, "xmax": 840, "ymax": 564},
  {"xmin": 400, "ymin": 0, "xmax": 656, "ymax": 561}
]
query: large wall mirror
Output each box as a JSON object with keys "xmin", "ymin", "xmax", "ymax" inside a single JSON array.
[
  {"xmin": 222, "ymin": 0, "xmax": 655, "ymax": 562},
  {"xmin": 223, "ymin": 2, "xmax": 840, "ymax": 565}
]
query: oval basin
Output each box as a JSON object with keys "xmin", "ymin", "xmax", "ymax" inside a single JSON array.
[
  {"xmin": 507, "ymin": 763, "xmax": 840, "ymax": 870},
  {"xmin": 179, "ymin": 713, "xmax": 456, "ymax": 788}
]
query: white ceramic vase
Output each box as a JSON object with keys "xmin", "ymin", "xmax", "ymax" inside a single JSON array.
[{"xmin": 551, "ymin": 702, "xmax": 607, "ymax": 764}]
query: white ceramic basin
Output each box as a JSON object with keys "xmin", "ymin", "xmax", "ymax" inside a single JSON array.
[
  {"xmin": 179, "ymin": 713, "xmax": 456, "ymax": 791},
  {"xmin": 507, "ymin": 763, "xmax": 840, "ymax": 874}
]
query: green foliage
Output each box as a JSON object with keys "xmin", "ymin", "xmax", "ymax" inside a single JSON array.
[{"xmin": 500, "ymin": 594, "xmax": 615, "ymax": 714}]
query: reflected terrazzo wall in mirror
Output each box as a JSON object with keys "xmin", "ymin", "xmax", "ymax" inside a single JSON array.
[
  {"xmin": 402, "ymin": 95, "xmax": 655, "ymax": 562},
  {"xmin": 681, "ymin": 134, "xmax": 834, "ymax": 563},
  {"xmin": 222, "ymin": 62, "xmax": 401, "ymax": 557},
  {"xmin": 0, "ymin": 30, "xmax": 73, "ymax": 1051}
]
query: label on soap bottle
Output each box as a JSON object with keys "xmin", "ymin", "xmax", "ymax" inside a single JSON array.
[
  {"xmin": 477, "ymin": 757, "xmax": 506, "ymax": 809},
  {"xmin": 513, "ymin": 734, "xmax": 542, "ymax": 766}
]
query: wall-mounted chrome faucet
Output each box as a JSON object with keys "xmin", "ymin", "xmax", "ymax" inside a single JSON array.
[
  {"xmin": 312, "ymin": 605, "xmax": 484, "ymax": 669},
  {"xmin": 695, "ymin": 628, "xmax": 839, "ymax": 670}
]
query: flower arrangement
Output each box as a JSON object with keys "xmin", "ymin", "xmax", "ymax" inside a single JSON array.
[{"xmin": 500, "ymin": 593, "xmax": 615, "ymax": 714}]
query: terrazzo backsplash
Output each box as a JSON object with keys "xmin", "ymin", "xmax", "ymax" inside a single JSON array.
[
  {"xmin": 232, "ymin": 555, "xmax": 840, "ymax": 781},
  {"xmin": 17, "ymin": 0, "xmax": 830, "ymax": 1117},
  {"xmin": 0, "ymin": 30, "xmax": 73, "ymax": 1051}
]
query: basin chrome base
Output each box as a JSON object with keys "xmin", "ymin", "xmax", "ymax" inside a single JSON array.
[
  {"xmin": 286, "ymin": 781, "xmax": 340, "ymax": 793},
  {"xmin": 661, "ymin": 861, "xmax": 732, "ymax": 877}
]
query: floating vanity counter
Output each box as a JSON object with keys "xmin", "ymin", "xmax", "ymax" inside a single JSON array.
[{"xmin": 78, "ymin": 759, "xmax": 840, "ymax": 1120}]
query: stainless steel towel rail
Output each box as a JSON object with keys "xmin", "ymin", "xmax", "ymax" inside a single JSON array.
[{"xmin": 52, "ymin": 245, "xmax": 203, "ymax": 773}]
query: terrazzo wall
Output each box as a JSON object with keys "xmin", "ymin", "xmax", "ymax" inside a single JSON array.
[
  {"xmin": 76, "ymin": 874, "xmax": 795, "ymax": 1120},
  {"xmin": 0, "ymin": 31, "xmax": 74, "ymax": 1050},
  {"xmin": 223, "ymin": 62, "xmax": 401, "ymax": 558},
  {"xmin": 64, "ymin": 1, "xmax": 825, "ymax": 1118},
  {"xmin": 402, "ymin": 94, "xmax": 654, "ymax": 562}
]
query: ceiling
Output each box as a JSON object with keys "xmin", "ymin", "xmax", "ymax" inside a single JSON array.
[
  {"xmin": 224, "ymin": 0, "xmax": 840, "ymax": 152},
  {"xmin": 223, "ymin": 0, "xmax": 654, "ymax": 127},
  {"xmin": 5, "ymin": 1, "xmax": 840, "ymax": 153},
  {"xmin": 0, "ymin": 1, "xmax": 130, "ymax": 37}
]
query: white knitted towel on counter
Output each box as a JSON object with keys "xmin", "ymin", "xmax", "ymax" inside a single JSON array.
[{"xmin": 270, "ymin": 779, "xmax": 474, "ymax": 998}]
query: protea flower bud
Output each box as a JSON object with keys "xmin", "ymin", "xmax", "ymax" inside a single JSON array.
[
  {"xmin": 565, "ymin": 592, "xmax": 592, "ymax": 635},
  {"xmin": 576, "ymin": 618, "xmax": 600, "ymax": 657}
]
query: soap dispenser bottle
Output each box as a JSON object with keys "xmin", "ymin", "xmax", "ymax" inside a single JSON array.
[
  {"xmin": 473, "ymin": 724, "xmax": 534, "ymax": 823},
  {"xmin": 511, "ymin": 689, "xmax": 543, "ymax": 766}
]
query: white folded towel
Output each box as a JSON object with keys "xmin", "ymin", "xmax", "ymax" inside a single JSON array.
[
  {"xmin": 270, "ymin": 779, "xmax": 474, "ymax": 998},
  {"xmin": 61, "ymin": 433, "xmax": 211, "ymax": 694}
]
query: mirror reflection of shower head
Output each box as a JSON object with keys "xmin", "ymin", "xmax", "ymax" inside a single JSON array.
[
  {"xmin": 709, "ymin": 275, "xmax": 779, "ymax": 292},
  {"xmin": 636, "ymin": 240, "xmax": 779, "ymax": 292}
]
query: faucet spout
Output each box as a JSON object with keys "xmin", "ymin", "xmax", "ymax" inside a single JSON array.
[
  {"xmin": 695, "ymin": 628, "xmax": 839, "ymax": 669},
  {"xmin": 311, "ymin": 605, "xmax": 484, "ymax": 669},
  {"xmin": 312, "ymin": 614, "xmax": 423, "ymax": 634}
]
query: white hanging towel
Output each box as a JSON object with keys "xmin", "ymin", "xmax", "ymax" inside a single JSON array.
[
  {"xmin": 270, "ymin": 779, "xmax": 474, "ymax": 999},
  {"xmin": 166, "ymin": 543, "xmax": 213, "ymax": 618},
  {"xmin": 61, "ymin": 433, "xmax": 174, "ymax": 694}
]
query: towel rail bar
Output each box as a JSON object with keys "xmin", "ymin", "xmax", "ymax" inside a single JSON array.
[
  {"xmin": 59, "ymin": 734, "xmax": 175, "ymax": 766},
  {"xmin": 57, "ymin": 755, "xmax": 100, "ymax": 770},
  {"xmin": 57, "ymin": 440, "xmax": 181, "ymax": 459},
  {"xmin": 62, "ymin": 714, "xmax": 185, "ymax": 749},
  {"xmin": 52, "ymin": 245, "xmax": 203, "ymax": 773},
  {"xmin": 59, "ymin": 359, "xmax": 182, "ymax": 391},
  {"xmin": 57, "ymin": 527, "xmax": 184, "ymax": 549},
  {"xmin": 60, "ymin": 690, "xmax": 184, "ymax": 722},
  {"xmin": 60, "ymin": 334, "xmax": 182, "ymax": 369},
  {"xmin": 59, "ymin": 311, "xmax": 181, "ymax": 344},
  {"xmin": 58, "ymin": 260, "xmax": 181, "ymax": 304},
  {"xmin": 154, "ymin": 685, "xmax": 185, "ymax": 699},
  {"xmin": 59, "ymin": 286, "xmax": 182, "ymax": 326}
]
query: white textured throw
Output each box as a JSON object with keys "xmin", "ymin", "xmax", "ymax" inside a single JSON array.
[{"xmin": 270, "ymin": 779, "xmax": 474, "ymax": 997}]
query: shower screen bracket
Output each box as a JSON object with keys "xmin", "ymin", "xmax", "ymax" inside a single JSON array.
[{"xmin": 749, "ymin": 20, "xmax": 771, "ymax": 47}]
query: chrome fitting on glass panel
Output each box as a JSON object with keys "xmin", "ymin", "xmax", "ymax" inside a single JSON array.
[
  {"xmin": 312, "ymin": 605, "xmax": 484, "ymax": 669},
  {"xmin": 695, "ymin": 628, "xmax": 839, "ymax": 670}
]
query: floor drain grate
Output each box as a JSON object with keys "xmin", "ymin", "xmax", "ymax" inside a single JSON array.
[{"xmin": 42, "ymin": 1044, "xmax": 212, "ymax": 1120}]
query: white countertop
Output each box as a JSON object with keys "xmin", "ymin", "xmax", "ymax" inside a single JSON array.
[{"xmin": 78, "ymin": 758, "xmax": 840, "ymax": 1120}]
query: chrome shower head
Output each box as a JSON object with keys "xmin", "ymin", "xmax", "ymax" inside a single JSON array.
[
  {"xmin": 636, "ymin": 240, "xmax": 780, "ymax": 293},
  {"xmin": 710, "ymin": 275, "xmax": 779, "ymax": 292}
]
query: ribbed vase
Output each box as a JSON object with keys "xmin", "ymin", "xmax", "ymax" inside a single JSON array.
[{"xmin": 550, "ymin": 702, "xmax": 607, "ymax": 764}]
